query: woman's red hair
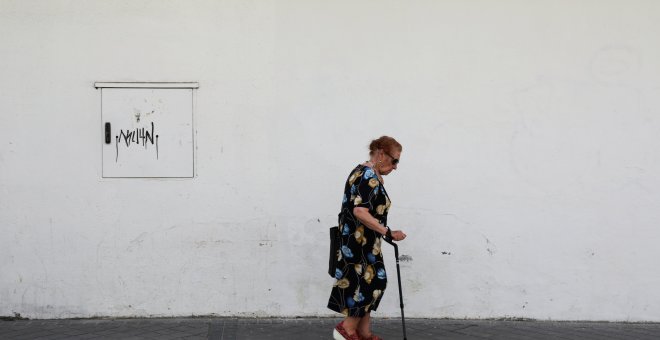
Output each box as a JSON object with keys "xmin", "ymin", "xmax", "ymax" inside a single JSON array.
[{"xmin": 369, "ymin": 136, "xmax": 402, "ymax": 155}]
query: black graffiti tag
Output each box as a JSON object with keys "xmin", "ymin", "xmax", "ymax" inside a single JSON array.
[{"xmin": 115, "ymin": 122, "xmax": 159, "ymax": 162}]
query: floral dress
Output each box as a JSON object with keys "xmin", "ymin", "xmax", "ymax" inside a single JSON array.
[{"xmin": 327, "ymin": 164, "xmax": 392, "ymax": 317}]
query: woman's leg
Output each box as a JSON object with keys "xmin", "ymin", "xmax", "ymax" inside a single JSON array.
[
  {"xmin": 357, "ymin": 312, "xmax": 372, "ymax": 337},
  {"xmin": 342, "ymin": 316, "xmax": 361, "ymax": 335}
]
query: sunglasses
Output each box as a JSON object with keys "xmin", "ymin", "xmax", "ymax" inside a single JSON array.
[{"xmin": 384, "ymin": 151, "xmax": 399, "ymax": 165}]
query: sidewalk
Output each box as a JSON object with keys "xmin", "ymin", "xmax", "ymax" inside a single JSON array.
[{"xmin": 1, "ymin": 317, "xmax": 659, "ymax": 339}]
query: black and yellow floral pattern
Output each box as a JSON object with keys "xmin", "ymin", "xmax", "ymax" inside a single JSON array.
[{"xmin": 327, "ymin": 164, "xmax": 390, "ymax": 317}]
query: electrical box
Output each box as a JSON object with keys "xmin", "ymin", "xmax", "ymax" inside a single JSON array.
[{"xmin": 96, "ymin": 82, "xmax": 198, "ymax": 178}]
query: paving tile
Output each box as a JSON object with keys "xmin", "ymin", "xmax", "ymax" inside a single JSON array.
[{"xmin": 3, "ymin": 317, "xmax": 660, "ymax": 340}]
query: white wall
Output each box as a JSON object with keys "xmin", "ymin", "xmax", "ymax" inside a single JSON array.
[{"xmin": 2, "ymin": 0, "xmax": 660, "ymax": 321}]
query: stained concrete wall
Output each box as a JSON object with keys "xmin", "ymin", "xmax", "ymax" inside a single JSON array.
[{"xmin": 2, "ymin": 0, "xmax": 660, "ymax": 320}]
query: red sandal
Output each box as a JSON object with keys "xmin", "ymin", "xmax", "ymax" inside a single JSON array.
[{"xmin": 333, "ymin": 321, "xmax": 361, "ymax": 340}]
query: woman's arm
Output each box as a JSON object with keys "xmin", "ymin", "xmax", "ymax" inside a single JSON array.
[
  {"xmin": 353, "ymin": 207, "xmax": 389, "ymax": 236},
  {"xmin": 353, "ymin": 207, "xmax": 406, "ymax": 241}
]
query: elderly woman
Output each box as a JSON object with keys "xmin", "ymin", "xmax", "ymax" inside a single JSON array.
[{"xmin": 328, "ymin": 136, "xmax": 407, "ymax": 340}]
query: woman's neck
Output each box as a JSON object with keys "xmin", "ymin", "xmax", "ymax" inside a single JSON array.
[{"xmin": 364, "ymin": 160, "xmax": 383, "ymax": 182}]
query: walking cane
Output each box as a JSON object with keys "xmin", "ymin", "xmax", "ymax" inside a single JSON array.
[{"xmin": 383, "ymin": 236, "xmax": 407, "ymax": 340}]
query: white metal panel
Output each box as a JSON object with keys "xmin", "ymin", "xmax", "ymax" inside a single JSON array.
[{"xmin": 101, "ymin": 88, "xmax": 193, "ymax": 177}]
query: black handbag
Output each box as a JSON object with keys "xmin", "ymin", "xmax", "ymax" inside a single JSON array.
[
  {"xmin": 328, "ymin": 225, "xmax": 339, "ymax": 277},
  {"xmin": 328, "ymin": 213, "xmax": 342, "ymax": 277}
]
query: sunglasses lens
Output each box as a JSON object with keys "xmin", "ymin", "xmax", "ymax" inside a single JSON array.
[{"xmin": 384, "ymin": 151, "xmax": 399, "ymax": 165}]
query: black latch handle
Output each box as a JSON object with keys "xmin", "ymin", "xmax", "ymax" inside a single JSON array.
[{"xmin": 105, "ymin": 122, "xmax": 111, "ymax": 144}]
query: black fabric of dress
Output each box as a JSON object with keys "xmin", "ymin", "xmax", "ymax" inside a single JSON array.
[{"xmin": 327, "ymin": 164, "xmax": 391, "ymax": 317}]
